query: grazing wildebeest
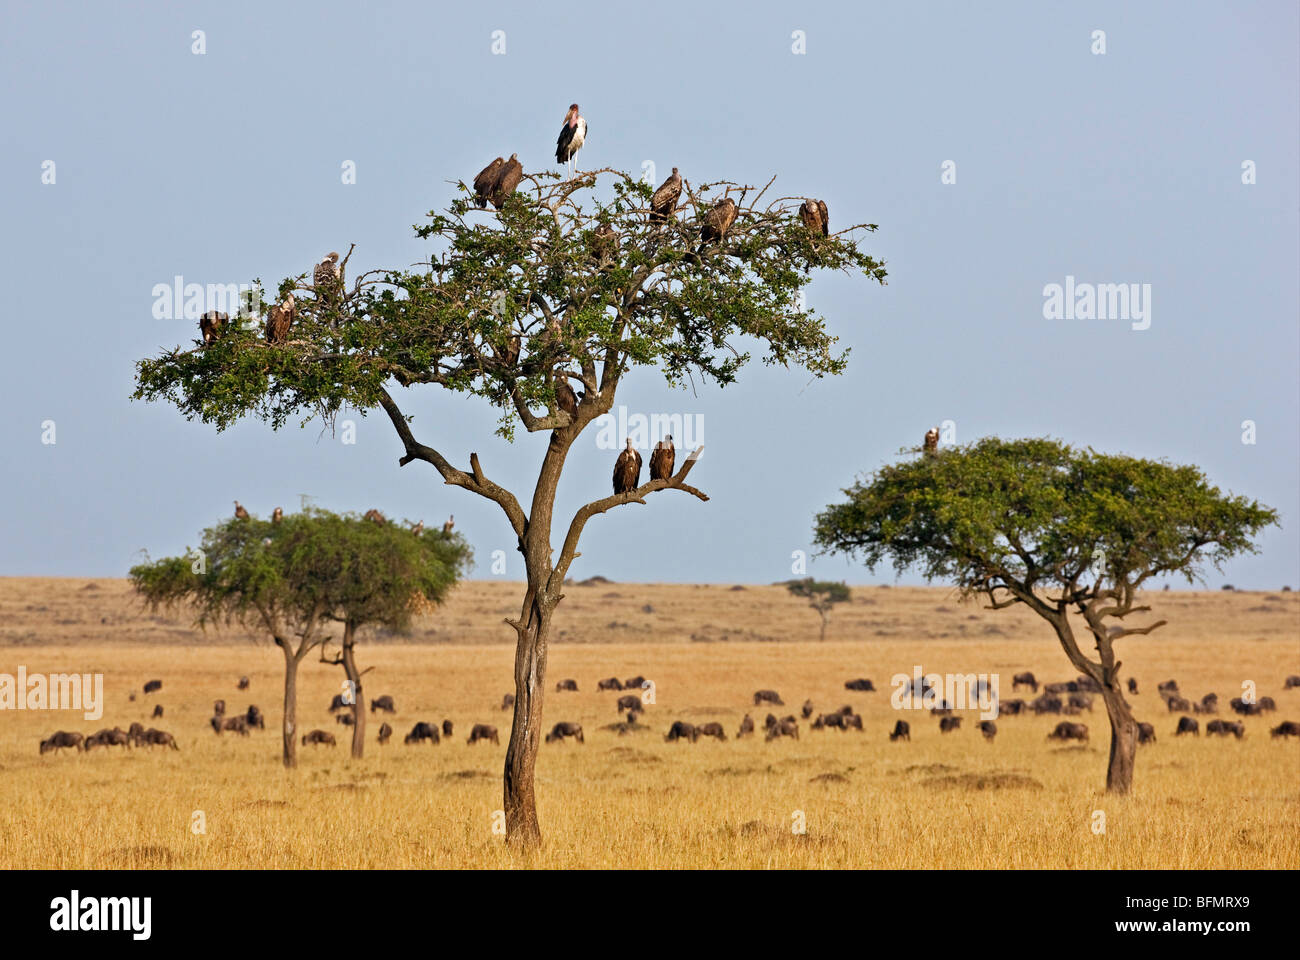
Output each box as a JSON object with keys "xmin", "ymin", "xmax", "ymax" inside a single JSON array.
[
  {"xmin": 616, "ymin": 695, "xmax": 643, "ymax": 714},
  {"xmin": 624, "ymin": 676, "xmax": 647, "ymax": 691},
  {"xmin": 329, "ymin": 693, "xmax": 354, "ymax": 712},
  {"xmin": 213, "ymin": 699, "xmax": 226, "ymax": 716},
  {"xmin": 1164, "ymin": 695, "xmax": 1192, "ymax": 713},
  {"xmin": 237, "ymin": 676, "xmax": 250, "ymax": 690},
  {"xmin": 597, "ymin": 677, "xmax": 624, "ymax": 691},
  {"xmin": 1229, "ymin": 697, "xmax": 1263, "ymax": 717},
  {"xmin": 889, "ymin": 720, "xmax": 911, "ymax": 742},
  {"xmin": 844, "ymin": 678, "xmax": 875, "ymax": 692},
  {"xmin": 1031, "ymin": 694, "xmax": 1063, "ymax": 715},
  {"xmin": 999, "ymin": 699, "xmax": 1026, "ymax": 716},
  {"xmin": 801, "ymin": 699, "xmax": 815, "ymax": 719},
  {"xmin": 370, "ymin": 695, "xmax": 396, "ymax": 714},
  {"xmin": 842, "ymin": 714, "xmax": 863, "ymax": 731},
  {"xmin": 1075, "ymin": 675, "xmax": 1102, "ymax": 693},
  {"xmin": 143, "ymin": 680, "xmax": 162, "ymax": 694},
  {"xmin": 1044, "ymin": 681, "xmax": 1078, "ymax": 695},
  {"xmin": 1259, "ymin": 696, "xmax": 1277, "ymax": 713},
  {"xmin": 127, "ymin": 722, "xmax": 146, "ymax": 746},
  {"xmin": 698, "ymin": 722, "xmax": 727, "ymax": 741},
  {"xmin": 467, "ymin": 724, "xmax": 499, "ymax": 746},
  {"xmin": 302, "ymin": 729, "xmax": 336, "ymax": 747},
  {"xmin": 40, "ymin": 731, "xmax": 84, "ymax": 754},
  {"xmin": 1068, "ymin": 693, "xmax": 1094, "ymax": 713},
  {"xmin": 501, "ymin": 694, "xmax": 515, "ymax": 711},
  {"xmin": 555, "ymin": 679, "xmax": 579, "ymax": 693},
  {"xmin": 336, "ymin": 713, "xmax": 355, "ymax": 726},
  {"xmin": 1270, "ymin": 720, "xmax": 1300, "ymax": 738},
  {"xmin": 664, "ymin": 721, "xmax": 699, "ymax": 743},
  {"xmin": 85, "ymin": 728, "xmax": 129, "ymax": 750},
  {"xmin": 1048, "ymin": 721, "xmax": 1089, "ymax": 742},
  {"xmin": 1157, "ymin": 680, "xmax": 1180, "ymax": 696},
  {"xmin": 151, "ymin": 704, "xmax": 164, "ymax": 718},
  {"xmin": 142, "ymin": 728, "xmax": 180, "ymax": 750},
  {"xmin": 1137, "ymin": 722, "xmax": 1156, "ymax": 744},
  {"xmin": 377, "ymin": 722, "xmax": 393, "ymax": 744},
  {"xmin": 1284, "ymin": 676, "xmax": 1300, "ymax": 690},
  {"xmin": 737, "ymin": 714, "xmax": 755, "ymax": 738},
  {"xmin": 813, "ymin": 712, "xmax": 845, "ymax": 731},
  {"xmin": 753, "ymin": 689, "xmax": 784, "ymax": 706},
  {"xmin": 545, "ymin": 722, "xmax": 585, "ymax": 744},
  {"xmin": 939, "ymin": 716, "xmax": 962, "ymax": 733},
  {"xmin": 245, "ymin": 705, "xmax": 265, "ymax": 730},
  {"xmin": 764, "ymin": 713, "xmax": 778, "ymax": 731},
  {"xmin": 442, "ymin": 720, "xmax": 454, "ymax": 738},
  {"xmin": 1012, "ymin": 672, "xmax": 1038, "ymax": 693},
  {"xmin": 765, "ymin": 718, "xmax": 799, "ymax": 741},
  {"xmin": 404, "ymin": 722, "xmax": 439, "ymax": 745},
  {"xmin": 212, "ymin": 715, "xmax": 249, "ymax": 736},
  {"xmin": 977, "ymin": 720, "xmax": 997, "ymax": 740},
  {"xmin": 1128, "ymin": 678, "xmax": 1139, "ymax": 695},
  {"xmin": 1207, "ymin": 719, "xmax": 1245, "ymax": 739},
  {"xmin": 1175, "ymin": 716, "xmax": 1199, "ymax": 736},
  {"xmin": 1193, "ymin": 693, "xmax": 1218, "ymax": 714}
]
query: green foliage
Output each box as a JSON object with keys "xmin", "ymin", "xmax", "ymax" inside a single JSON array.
[
  {"xmin": 784, "ymin": 578, "xmax": 851, "ymax": 607},
  {"xmin": 129, "ymin": 508, "xmax": 472, "ymax": 638},
  {"xmin": 813, "ymin": 437, "xmax": 1277, "ymax": 602},
  {"xmin": 133, "ymin": 170, "xmax": 886, "ymax": 440}
]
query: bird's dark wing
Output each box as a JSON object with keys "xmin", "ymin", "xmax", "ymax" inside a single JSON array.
[
  {"xmin": 556, "ymin": 123, "xmax": 575, "ymax": 161},
  {"xmin": 818, "ymin": 200, "xmax": 829, "ymax": 235}
]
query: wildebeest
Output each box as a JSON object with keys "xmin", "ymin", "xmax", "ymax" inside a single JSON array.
[
  {"xmin": 765, "ymin": 718, "xmax": 799, "ymax": 741},
  {"xmin": 404, "ymin": 721, "xmax": 440, "ymax": 745},
  {"xmin": 813, "ymin": 712, "xmax": 845, "ymax": 731},
  {"xmin": 1075, "ymin": 675, "xmax": 1102, "ymax": 693},
  {"xmin": 1206, "ymin": 719, "xmax": 1245, "ymax": 739},
  {"xmin": 1044, "ymin": 681, "xmax": 1078, "ymax": 695},
  {"xmin": 998, "ymin": 699, "xmax": 1026, "ymax": 716},
  {"xmin": 1229, "ymin": 697, "xmax": 1263, "ymax": 717},
  {"xmin": 597, "ymin": 677, "xmax": 624, "ymax": 691},
  {"xmin": 889, "ymin": 719, "xmax": 911, "ymax": 742},
  {"xmin": 664, "ymin": 720, "xmax": 699, "ymax": 743},
  {"xmin": 624, "ymin": 675, "xmax": 647, "ymax": 690},
  {"xmin": 302, "ymin": 729, "xmax": 336, "ymax": 747},
  {"xmin": 764, "ymin": 713, "xmax": 778, "ymax": 731},
  {"xmin": 1068, "ymin": 693, "xmax": 1094, "ymax": 713},
  {"xmin": 697, "ymin": 722, "xmax": 726, "ymax": 741},
  {"xmin": 40, "ymin": 731, "xmax": 85, "ymax": 754},
  {"xmin": 245, "ymin": 705, "xmax": 265, "ymax": 730},
  {"xmin": 336, "ymin": 713, "xmax": 355, "ymax": 726},
  {"xmin": 1012, "ymin": 672, "xmax": 1038, "ymax": 693},
  {"xmin": 377, "ymin": 722, "xmax": 393, "ymax": 744},
  {"xmin": 939, "ymin": 716, "xmax": 962, "ymax": 733},
  {"xmin": 737, "ymin": 714, "xmax": 755, "ymax": 738},
  {"xmin": 1164, "ymin": 695, "xmax": 1192, "ymax": 713},
  {"xmin": 753, "ymin": 689, "xmax": 784, "ymax": 706},
  {"xmin": 442, "ymin": 720, "xmax": 454, "ymax": 738},
  {"xmin": 211, "ymin": 715, "xmax": 249, "ymax": 736},
  {"xmin": 143, "ymin": 679, "xmax": 162, "ymax": 694},
  {"xmin": 213, "ymin": 699, "xmax": 226, "ymax": 716},
  {"xmin": 1048, "ymin": 721, "xmax": 1089, "ymax": 742},
  {"xmin": 616, "ymin": 694, "xmax": 643, "ymax": 714},
  {"xmin": 1157, "ymin": 680, "xmax": 1180, "ymax": 696},
  {"xmin": 976, "ymin": 720, "xmax": 997, "ymax": 740},
  {"xmin": 500, "ymin": 693, "xmax": 515, "ymax": 711},
  {"xmin": 844, "ymin": 678, "xmax": 875, "ymax": 692},
  {"xmin": 1270, "ymin": 720, "xmax": 1300, "ymax": 738},
  {"xmin": 329, "ymin": 693, "xmax": 354, "ymax": 712},
  {"xmin": 237, "ymin": 676, "xmax": 250, "ymax": 690},
  {"xmin": 151, "ymin": 704, "xmax": 164, "ymax": 718},
  {"xmin": 1137, "ymin": 722, "xmax": 1156, "ymax": 744},
  {"xmin": 1031, "ymin": 694, "xmax": 1063, "ymax": 715},
  {"xmin": 545, "ymin": 722, "xmax": 585, "ymax": 744},
  {"xmin": 842, "ymin": 713, "xmax": 863, "ymax": 731},
  {"xmin": 467, "ymin": 724, "xmax": 499, "ymax": 746},
  {"xmin": 127, "ymin": 722, "xmax": 146, "ymax": 746},
  {"xmin": 1284, "ymin": 676, "xmax": 1300, "ymax": 690},
  {"xmin": 1193, "ymin": 693, "xmax": 1218, "ymax": 714},
  {"xmin": 1128, "ymin": 678, "xmax": 1139, "ymax": 695},
  {"xmin": 141, "ymin": 728, "xmax": 179, "ymax": 750},
  {"xmin": 555, "ymin": 679, "xmax": 579, "ymax": 692},
  {"xmin": 85, "ymin": 727, "xmax": 129, "ymax": 750},
  {"xmin": 801, "ymin": 699, "xmax": 815, "ymax": 719},
  {"xmin": 370, "ymin": 695, "xmax": 396, "ymax": 714},
  {"xmin": 1175, "ymin": 716, "xmax": 1199, "ymax": 736},
  {"xmin": 1259, "ymin": 696, "xmax": 1277, "ymax": 712}
]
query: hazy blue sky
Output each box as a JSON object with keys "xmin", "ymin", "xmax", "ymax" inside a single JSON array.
[{"xmin": 1, "ymin": 0, "xmax": 1296, "ymax": 587}]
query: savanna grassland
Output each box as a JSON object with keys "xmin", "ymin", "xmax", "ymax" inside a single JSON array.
[{"xmin": 2, "ymin": 578, "xmax": 1297, "ymax": 869}]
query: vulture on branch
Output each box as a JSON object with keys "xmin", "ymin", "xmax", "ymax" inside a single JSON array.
[
  {"xmin": 199, "ymin": 310, "xmax": 227, "ymax": 346},
  {"xmin": 591, "ymin": 223, "xmax": 616, "ymax": 262},
  {"xmin": 650, "ymin": 168, "xmax": 682, "ymax": 222},
  {"xmin": 266, "ymin": 294, "xmax": 295, "ymax": 344},
  {"xmin": 649, "ymin": 435, "xmax": 676, "ymax": 481},
  {"xmin": 271, "ymin": 507, "xmax": 283, "ymax": 524},
  {"xmin": 613, "ymin": 439, "xmax": 642, "ymax": 495},
  {"xmin": 234, "ymin": 501, "xmax": 250, "ymax": 520},
  {"xmin": 442, "ymin": 516, "xmax": 455, "ymax": 534},
  {"xmin": 699, "ymin": 197, "xmax": 738, "ymax": 245},
  {"xmin": 314, "ymin": 251, "xmax": 341, "ymax": 290},
  {"xmin": 555, "ymin": 377, "xmax": 579, "ymax": 419},
  {"xmin": 923, "ymin": 427, "xmax": 939, "ymax": 456},
  {"xmin": 473, "ymin": 157, "xmax": 504, "ymax": 208},
  {"xmin": 364, "ymin": 509, "xmax": 387, "ymax": 525},
  {"xmin": 411, "ymin": 520, "xmax": 424, "ymax": 536},
  {"xmin": 489, "ymin": 154, "xmax": 523, "ymax": 209},
  {"xmin": 555, "ymin": 103, "xmax": 587, "ymax": 177},
  {"xmin": 799, "ymin": 199, "xmax": 829, "ymax": 236}
]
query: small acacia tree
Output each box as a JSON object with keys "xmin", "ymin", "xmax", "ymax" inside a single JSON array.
[
  {"xmin": 133, "ymin": 166, "xmax": 885, "ymax": 845},
  {"xmin": 785, "ymin": 578, "xmax": 851, "ymax": 641},
  {"xmin": 813, "ymin": 437, "xmax": 1277, "ymax": 793},
  {"xmin": 130, "ymin": 508, "xmax": 469, "ymax": 767}
]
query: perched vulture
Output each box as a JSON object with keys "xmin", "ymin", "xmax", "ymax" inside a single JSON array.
[
  {"xmin": 271, "ymin": 507, "xmax": 283, "ymax": 524},
  {"xmin": 314, "ymin": 252, "xmax": 341, "ymax": 290},
  {"xmin": 650, "ymin": 167, "xmax": 682, "ymax": 222},
  {"xmin": 700, "ymin": 198, "xmax": 738, "ymax": 245},
  {"xmin": 199, "ymin": 310, "xmax": 227, "ymax": 346},
  {"xmin": 555, "ymin": 103, "xmax": 587, "ymax": 176},
  {"xmin": 411, "ymin": 521, "xmax": 424, "ymax": 537},
  {"xmin": 234, "ymin": 501, "xmax": 250, "ymax": 520},
  {"xmin": 490, "ymin": 153, "xmax": 523, "ymax": 209},
  {"xmin": 612, "ymin": 439, "xmax": 642, "ymax": 495},
  {"xmin": 473, "ymin": 157, "xmax": 505, "ymax": 208},
  {"xmin": 266, "ymin": 293, "xmax": 295, "ymax": 344},
  {"xmin": 442, "ymin": 516, "xmax": 455, "ymax": 534},
  {"xmin": 555, "ymin": 377, "xmax": 579, "ymax": 419},
  {"xmin": 649, "ymin": 435, "xmax": 676, "ymax": 481},
  {"xmin": 591, "ymin": 223, "xmax": 616, "ymax": 262},
  {"xmin": 799, "ymin": 199, "xmax": 829, "ymax": 236},
  {"xmin": 364, "ymin": 508, "xmax": 387, "ymax": 525},
  {"xmin": 923, "ymin": 427, "xmax": 939, "ymax": 456}
]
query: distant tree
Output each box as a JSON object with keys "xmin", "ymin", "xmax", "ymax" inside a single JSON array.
[
  {"xmin": 133, "ymin": 166, "xmax": 885, "ymax": 846},
  {"xmin": 129, "ymin": 508, "xmax": 470, "ymax": 767},
  {"xmin": 813, "ymin": 437, "xmax": 1276, "ymax": 793},
  {"xmin": 785, "ymin": 578, "xmax": 851, "ymax": 641}
]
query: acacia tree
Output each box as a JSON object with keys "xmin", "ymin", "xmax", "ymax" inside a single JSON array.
[
  {"xmin": 785, "ymin": 578, "xmax": 851, "ymax": 641},
  {"xmin": 134, "ymin": 167, "xmax": 886, "ymax": 845},
  {"xmin": 130, "ymin": 508, "xmax": 469, "ymax": 766},
  {"xmin": 813, "ymin": 437, "xmax": 1277, "ymax": 793}
]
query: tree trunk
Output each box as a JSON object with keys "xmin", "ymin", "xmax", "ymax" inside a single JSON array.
[
  {"xmin": 279, "ymin": 642, "xmax": 299, "ymax": 770},
  {"xmin": 341, "ymin": 620, "xmax": 365, "ymax": 759},
  {"xmin": 819, "ymin": 611, "xmax": 828, "ymax": 642},
  {"xmin": 503, "ymin": 587, "xmax": 549, "ymax": 848},
  {"xmin": 1100, "ymin": 679, "xmax": 1137, "ymax": 794}
]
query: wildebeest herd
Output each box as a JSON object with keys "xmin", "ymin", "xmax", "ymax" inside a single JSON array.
[{"xmin": 36, "ymin": 670, "xmax": 1300, "ymax": 758}]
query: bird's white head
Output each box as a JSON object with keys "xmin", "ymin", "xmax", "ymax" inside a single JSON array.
[
  {"xmin": 326, "ymin": 251, "xmax": 339, "ymax": 263},
  {"xmin": 625, "ymin": 438, "xmax": 635, "ymax": 450}
]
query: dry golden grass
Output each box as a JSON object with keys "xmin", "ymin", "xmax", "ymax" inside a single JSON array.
[{"xmin": 1, "ymin": 579, "xmax": 1297, "ymax": 868}]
